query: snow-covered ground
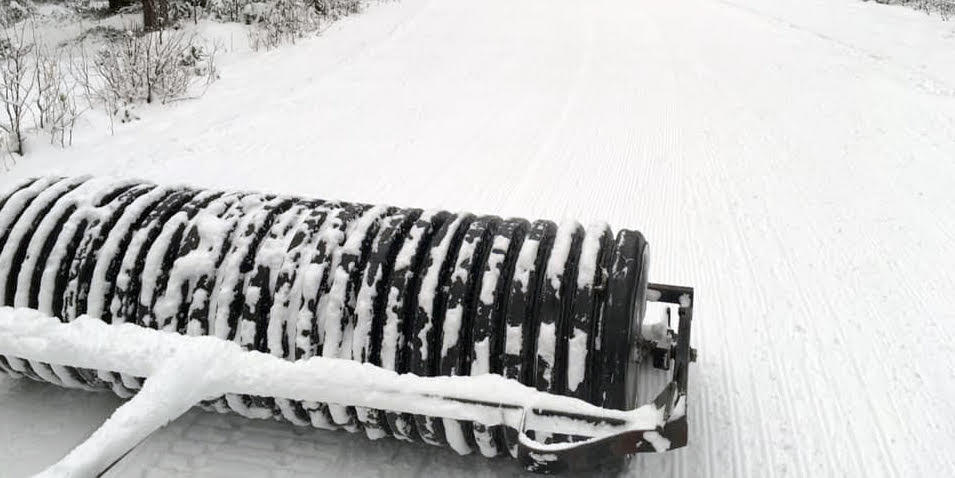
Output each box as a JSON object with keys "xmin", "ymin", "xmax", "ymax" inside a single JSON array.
[{"xmin": 2, "ymin": 0, "xmax": 955, "ymax": 476}]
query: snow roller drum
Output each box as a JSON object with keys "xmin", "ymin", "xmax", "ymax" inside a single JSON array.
[{"xmin": 0, "ymin": 176, "xmax": 697, "ymax": 474}]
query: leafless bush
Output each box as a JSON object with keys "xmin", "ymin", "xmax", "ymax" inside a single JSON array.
[
  {"xmin": 0, "ymin": 24, "xmax": 35, "ymax": 156},
  {"xmin": 75, "ymin": 25, "xmax": 127, "ymax": 44},
  {"xmin": 203, "ymin": 0, "xmax": 256, "ymax": 22},
  {"xmin": 45, "ymin": 76, "xmax": 82, "ymax": 147},
  {"xmin": 0, "ymin": 0, "xmax": 360, "ymax": 156},
  {"xmin": 314, "ymin": 0, "xmax": 362, "ymax": 20},
  {"xmin": 177, "ymin": 0, "xmax": 361, "ymax": 24},
  {"xmin": 91, "ymin": 29, "xmax": 218, "ymax": 113},
  {"xmin": 865, "ymin": 0, "xmax": 955, "ymax": 19},
  {"xmin": 64, "ymin": 28, "xmax": 217, "ymax": 136},
  {"xmin": 0, "ymin": 121, "xmax": 15, "ymax": 169},
  {"xmin": 67, "ymin": 41, "xmax": 111, "ymax": 116},
  {"xmin": 32, "ymin": 41, "xmax": 58, "ymax": 131},
  {"xmin": 247, "ymin": 0, "xmax": 321, "ymax": 51},
  {"xmin": 33, "ymin": 46, "xmax": 83, "ymax": 147}
]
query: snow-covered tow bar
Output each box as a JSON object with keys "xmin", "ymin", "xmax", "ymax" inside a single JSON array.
[
  {"xmin": 0, "ymin": 177, "xmax": 696, "ymax": 474},
  {"xmin": 0, "ymin": 293, "xmax": 693, "ymax": 475}
]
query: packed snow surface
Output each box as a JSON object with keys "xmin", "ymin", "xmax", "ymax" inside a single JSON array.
[{"xmin": 2, "ymin": 0, "xmax": 955, "ymax": 476}]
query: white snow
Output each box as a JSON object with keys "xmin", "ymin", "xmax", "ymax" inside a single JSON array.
[
  {"xmin": 535, "ymin": 321, "xmax": 557, "ymax": 386},
  {"xmin": 536, "ymin": 222, "xmax": 576, "ymax": 389},
  {"xmin": 63, "ymin": 183, "xmax": 150, "ymax": 321},
  {"xmin": 320, "ymin": 204, "xmax": 388, "ymax": 361},
  {"xmin": 545, "ymin": 220, "xmax": 578, "ymax": 292},
  {"xmin": 393, "ymin": 211, "xmax": 439, "ymax": 271},
  {"xmin": 151, "ymin": 193, "xmax": 238, "ymax": 331},
  {"xmin": 2, "ymin": 0, "xmax": 955, "ymax": 476},
  {"xmin": 415, "ymin": 215, "xmax": 466, "ymax": 361},
  {"xmin": 441, "ymin": 419, "xmax": 472, "ymax": 455},
  {"xmin": 86, "ymin": 186, "xmax": 171, "ymax": 318},
  {"xmin": 208, "ymin": 196, "xmax": 274, "ymax": 340},
  {"xmin": 138, "ymin": 202, "xmax": 199, "ymax": 328},
  {"xmin": 12, "ymin": 177, "xmax": 102, "ymax": 387},
  {"xmin": 238, "ymin": 203, "xmax": 307, "ymax": 348},
  {"xmin": 33, "ymin": 180, "xmax": 113, "ymax": 317},
  {"xmin": 0, "ymin": 177, "xmax": 93, "ymax": 382},
  {"xmin": 576, "ymin": 222, "xmax": 606, "ymax": 290},
  {"xmin": 512, "ymin": 237, "xmax": 540, "ymax": 295},
  {"xmin": 380, "ymin": 286, "xmax": 404, "ymax": 370},
  {"xmin": 0, "ymin": 178, "xmax": 59, "ymax": 248},
  {"xmin": 379, "ymin": 211, "xmax": 440, "ymax": 370},
  {"xmin": 352, "ymin": 248, "xmax": 386, "ymax": 363},
  {"xmin": 504, "ymin": 324, "xmax": 522, "ymax": 356},
  {"xmin": 293, "ymin": 207, "xmax": 348, "ymax": 359},
  {"xmin": 181, "ymin": 196, "xmax": 249, "ymax": 336},
  {"xmin": 642, "ymin": 431, "xmax": 671, "ymax": 453},
  {"xmin": 473, "ymin": 423, "xmax": 498, "ymax": 457},
  {"xmin": 0, "ymin": 177, "xmax": 74, "ymax": 305},
  {"xmin": 320, "ymin": 205, "xmax": 388, "ymax": 428},
  {"xmin": 502, "ymin": 232, "xmax": 541, "ymax": 361},
  {"xmin": 565, "ymin": 328, "xmax": 588, "ymax": 393},
  {"xmin": 471, "ymin": 337, "xmax": 490, "ymax": 375},
  {"xmin": 439, "ymin": 304, "xmax": 464, "ymax": 356},
  {"xmin": 566, "ymin": 223, "xmax": 605, "ymax": 393},
  {"xmin": 641, "ymin": 302, "xmax": 673, "ymax": 345},
  {"xmin": 267, "ymin": 206, "xmax": 335, "ymax": 366},
  {"xmin": 13, "ymin": 177, "xmax": 91, "ymax": 309},
  {"xmin": 478, "ymin": 235, "xmax": 510, "ymax": 305},
  {"xmin": 440, "ymin": 220, "xmax": 486, "ymax": 368}
]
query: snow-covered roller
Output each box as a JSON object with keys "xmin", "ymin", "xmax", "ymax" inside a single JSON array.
[{"xmin": 0, "ymin": 176, "xmax": 696, "ymax": 474}]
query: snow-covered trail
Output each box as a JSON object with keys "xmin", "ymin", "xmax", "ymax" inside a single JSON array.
[{"xmin": 3, "ymin": 0, "xmax": 955, "ymax": 476}]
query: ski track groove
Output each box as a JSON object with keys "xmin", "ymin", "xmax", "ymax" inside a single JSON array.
[
  {"xmin": 665, "ymin": 20, "xmax": 780, "ymax": 478},
  {"xmin": 711, "ymin": 89, "xmax": 860, "ymax": 475}
]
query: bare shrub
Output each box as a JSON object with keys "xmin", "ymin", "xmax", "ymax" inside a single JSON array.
[
  {"xmin": 33, "ymin": 43, "xmax": 58, "ymax": 131},
  {"xmin": 314, "ymin": 0, "xmax": 362, "ymax": 20},
  {"xmin": 33, "ymin": 46, "xmax": 84, "ymax": 147},
  {"xmin": 67, "ymin": 41, "xmax": 113, "ymax": 123},
  {"xmin": 205, "ymin": 0, "xmax": 256, "ymax": 22},
  {"xmin": 92, "ymin": 29, "xmax": 218, "ymax": 114},
  {"xmin": 168, "ymin": 0, "xmax": 204, "ymax": 25},
  {"xmin": 75, "ymin": 25, "xmax": 127, "ymax": 44},
  {"xmin": 0, "ymin": 124, "xmax": 14, "ymax": 169},
  {"xmin": 248, "ymin": 0, "xmax": 321, "ymax": 51},
  {"xmin": 865, "ymin": 0, "xmax": 955, "ymax": 19},
  {"xmin": 0, "ymin": 24, "xmax": 35, "ymax": 156},
  {"xmin": 45, "ymin": 77, "xmax": 82, "ymax": 147}
]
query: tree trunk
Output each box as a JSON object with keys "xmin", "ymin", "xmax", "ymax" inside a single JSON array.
[{"xmin": 142, "ymin": 0, "xmax": 168, "ymax": 31}]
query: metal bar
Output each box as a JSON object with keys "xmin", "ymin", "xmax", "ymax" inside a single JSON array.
[{"xmin": 0, "ymin": 307, "xmax": 663, "ymax": 435}]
